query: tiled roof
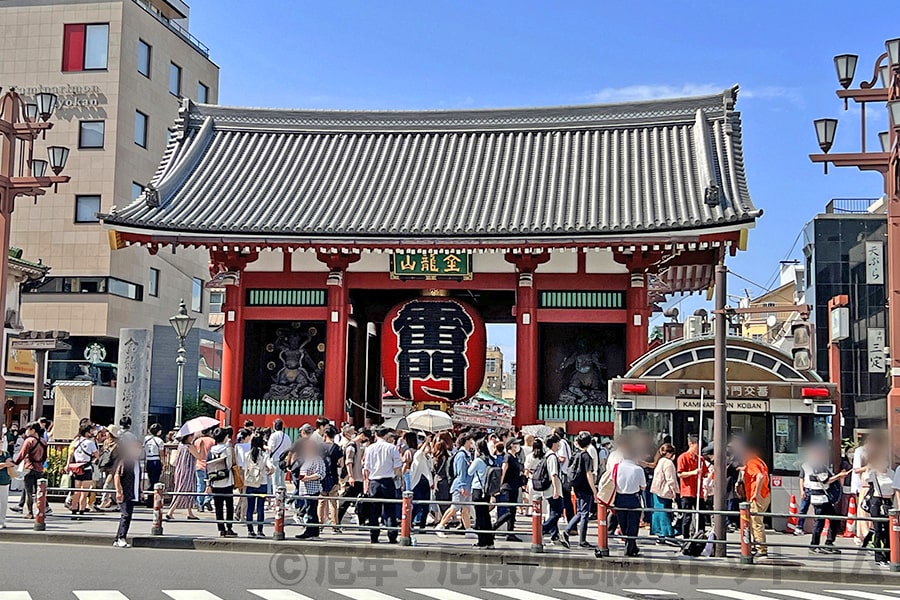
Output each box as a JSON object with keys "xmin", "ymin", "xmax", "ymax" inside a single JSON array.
[{"xmin": 102, "ymin": 87, "xmax": 758, "ymax": 242}]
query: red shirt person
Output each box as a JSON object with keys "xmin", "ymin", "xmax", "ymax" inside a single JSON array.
[{"xmin": 675, "ymin": 435, "xmax": 707, "ymax": 538}]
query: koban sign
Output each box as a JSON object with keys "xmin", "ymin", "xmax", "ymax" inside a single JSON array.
[{"xmin": 676, "ymin": 398, "xmax": 768, "ymax": 412}]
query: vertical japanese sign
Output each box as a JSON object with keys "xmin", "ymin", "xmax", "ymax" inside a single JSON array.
[
  {"xmin": 868, "ymin": 327, "xmax": 886, "ymax": 373},
  {"xmin": 866, "ymin": 241, "xmax": 884, "ymax": 285},
  {"xmin": 382, "ymin": 297, "xmax": 486, "ymax": 403}
]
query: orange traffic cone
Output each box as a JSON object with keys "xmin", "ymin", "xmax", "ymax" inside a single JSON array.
[
  {"xmin": 843, "ymin": 496, "xmax": 857, "ymax": 537},
  {"xmin": 786, "ymin": 494, "xmax": 799, "ymax": 533}
]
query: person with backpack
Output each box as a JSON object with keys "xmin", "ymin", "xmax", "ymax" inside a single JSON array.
[
  {"xmin": 801, "ymin": 442, "xmax": 847, "ymax": 554},
  {"xmin": 205, "ymin": 427, "xmax": 238, "ymax": 538},
  {"xmin": 144, "ymin": 423, "xmax": 165, "ymax": 492},
  {"xmin": 554, "ymin": 427, "xmax": 576, "ymax": 523},
  {"xmin": 337, "ymin": 428, "xmax": 370, "ymax": 527},
  {"xmin": 561, "ymin": 432, "xmax": 599, "ymax": 549},
  {"xmin": 319, "ymin": 425, "xmax": 343, "ymax": 532},
  {"xmin": 97, "ymin": 424, "xmax": 122, "ymax": 510},
  {"xmin": 434, "ymin": 433, "xmax": 475, "ymax": 537},
  {"xmin": 14, "ymin": 421, "xmax": 47, "ymax": 519},
  {"xmin": 266, "ymin": 419, "xmax": 291, "ymax": 494},
  {"xmin": 538, "ymin": 435, "xmax": 565, "ymax": 543},
  {"xmin": 243, "ymin": 432, "xmax": 272, "ymax": 537},
  {"xmin": 468, "ymin": 438, "xmax": 497, "ymax": 548}
]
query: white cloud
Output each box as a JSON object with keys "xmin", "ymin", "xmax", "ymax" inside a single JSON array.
[
  {"xmin": 585, "ymin": 83, "xmax": 805, "ymax": 109},
  {"xmin": 587, "ymin": 83, "xmax": 723, "ymax": 103}
]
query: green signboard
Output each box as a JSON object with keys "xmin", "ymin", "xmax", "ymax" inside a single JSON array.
[{"xmin": 390, "ymin": 252, "xmax": 472, "ymax": 280}]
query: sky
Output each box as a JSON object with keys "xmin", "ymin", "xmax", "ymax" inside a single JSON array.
[{"xmin": 185, "ymin": 0, "xmax": 900, "ymax": 363}]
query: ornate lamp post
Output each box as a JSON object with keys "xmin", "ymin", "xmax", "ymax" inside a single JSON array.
[
  {"xmin": 169, "ymin": 299, "xmax": 196, "ymax": 427},
  {"xmin": 0, "ymin": 88, "xmax": 70, "ymax": 413},
  {"xmin": 809, "ymin": 38, "xmax": 900, "ymax": 463}
]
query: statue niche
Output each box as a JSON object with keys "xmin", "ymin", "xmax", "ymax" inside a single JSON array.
[
  {"xmin": 263, "ymin": 326, "xmax": 324, "ymax": 401},
  {"xmin": 558, "ymin": 336, "xmax": 608, "ymax": 405}
]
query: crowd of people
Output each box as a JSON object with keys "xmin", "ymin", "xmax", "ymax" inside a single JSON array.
[{"xmin": 3, "ymin": 414, "xmax": 900, "ymax": 562}]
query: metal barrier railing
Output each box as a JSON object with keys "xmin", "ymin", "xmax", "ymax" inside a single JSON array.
[{"xmin": 22, "ymin": 478, "xmax": 900, "ymax": 571}]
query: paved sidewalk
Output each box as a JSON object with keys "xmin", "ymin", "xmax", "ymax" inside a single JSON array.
[{"xmin": 2, "ymin": 500, "xmax": 895, "ymax": 583}]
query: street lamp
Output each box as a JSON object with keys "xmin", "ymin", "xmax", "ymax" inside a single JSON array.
[
  {"xmin": 169, "ymin": 298, "xmax": 196, "ymax": 427},
  {"xmin": 809, "ymin": 39, "xmax": 900, "ymax": 465},
  {"xmin": 0, "ymin": 87, "xmax": 70, "ymax": 411}
]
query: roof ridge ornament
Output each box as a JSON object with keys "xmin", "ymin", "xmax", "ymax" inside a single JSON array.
[{"xmin": 145, "ymin": 185, "xmax": 160, "ymax": 208}]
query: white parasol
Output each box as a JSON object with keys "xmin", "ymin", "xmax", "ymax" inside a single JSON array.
[
  {"xmin": 176, "ymin": 416, "xmax": 220, "ymax": 439},
  {"xmin": 403, "ymin": 409, "xmax": 453, "ymax": 432}
]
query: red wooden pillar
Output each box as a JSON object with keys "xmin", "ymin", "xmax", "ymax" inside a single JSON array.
[
  {"xmin": 324, "ymin": 272, "xmax": 349, "ymax": 423},
  {"xmin": 318, "ymin": 253, "xmax": 359, "ymax": 424},
  {"xmin": 625, "ymin": 271, "xmax": 649, "ymax": 366},
  {"xmin": 508, "ymin": 253, "xmax": 549, "ymax": 427},
  {"xmin": 221, "ymin": 281, "xmax": 244, "ymax": 433},
  {"xmin": 515, "ymin": 275, "xmax": 538, "ymax": 427},
  {"xmin": 210, "ymin": 249, "xmax": 256, "ymax": 433}
]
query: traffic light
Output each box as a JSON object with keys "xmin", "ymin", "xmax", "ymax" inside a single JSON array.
[{"xmin": 791, "ymin": 322, "xmax": 815, "ymax": 371}]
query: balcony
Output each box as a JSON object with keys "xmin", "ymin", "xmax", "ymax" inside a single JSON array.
[{"xmin": 133, "ymin": 0, "xmax": 210, "ymax": 57}]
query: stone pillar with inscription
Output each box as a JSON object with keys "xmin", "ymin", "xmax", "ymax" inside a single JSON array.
[{"xmin": 114, "ymin": 328, "xmax": 153, "ymax": 441}]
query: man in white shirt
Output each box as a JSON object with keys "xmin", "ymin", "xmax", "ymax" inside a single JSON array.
[
  {"xmin": 266, "ymin": 419, "xmax": 291, "ymax": 494},
  {"xmin": 614, "ymin": 452, "xmax": 647, "ymax": 557},
  {"xmin": 363, "ymin": 427, "xmax": 402, "ymax": 544}
]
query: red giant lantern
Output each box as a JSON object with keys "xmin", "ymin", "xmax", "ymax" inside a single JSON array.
[{"xmin": 382, "ymin": 297, "xmax": 486, "ymax": 404}]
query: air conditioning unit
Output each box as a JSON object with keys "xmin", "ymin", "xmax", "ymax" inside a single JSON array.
[
  {"xmin": 614, "ymin": 399, "xmax": 635, "ymax": 411},
  {"xmin": 685, "ymin": 316, "xmax": 704, "ymax": 339}
]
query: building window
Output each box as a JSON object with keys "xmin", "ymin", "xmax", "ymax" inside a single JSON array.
[
  {"xmin": 486, "ymin": 358, "xmax": 497, "ymax": 372},
  {"xmin": 62, "ymin": 23, "xmax": 109, "ymax": 71},
  {"xmin": 78, "ymin": 121, "xmax": 105, "ymax": 149},
  {"xmin": 191, "ymin": 277, "xmax": 203, "ymax": 312},
  {"xmin": 148, "ymin": 268, "xmax": 159, "ymax": 297},
  {"xmin": 135, "ymin": 111, "xmax": 148, "ymax": 147},
  {"xmin": 137, "ymin": 39, "xmax": 151, "ymax": 77},
  {"xmin": 209, "ymin": 291, "xmax": 224, "ymax": 313},
  {"xmin": 74, "ymin": 195, "xmax": 101, "ymax": 223},
  {"xmin": 169, "ymin": 62, "xmax": 182, "ymax": 96},
  {"xmin": 132, "ymin": 182, "xmax": 144, "ymax": 201},
  {"xmin": 198, "ymin": 82, "xmax": 209, "ymax": 103},
  {"xmin": 30, "ymin": 276, "xmax": 142, "ymax": 300}
]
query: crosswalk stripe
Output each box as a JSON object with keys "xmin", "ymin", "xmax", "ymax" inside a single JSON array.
[
  {"xmin": 163, "ymin": 592, "xmax": 225, "ymax": 600},
  {"xmin": 485, "ymin": 589, "xmax": 561, "ymax": 600},
  {"xmin": 828, "ymin": 593, "xmax": 900, "ymax": 600},
  {"xmin": 74, "ymin": 593, "xmax": 130, "ymax": 600},
  {"xmin": 0, "ymin": 594, "xmax": 31, "ymax": 600},
  {"xmin": 699, "ymin": 590, "xmax": 779, "ymax": 600},
  {"xmin": 622, "ymin": 591, "xmax": 677, "ymax": 597},
  {"xmin": 555, "ymin": 589, "xmax": 638, "ymax": 600},
  {"xmin": 249, "ymin": 592, "xmax": 317, "ymax": 600},
  {"xmin": 409, "ymin": 589, "xmax": 486, "ymax": 600},
  {"xmin": 764, "ymin": 590, "xmax": 845, "ymax": 600},
  {"xmin": 332, "ymin": 590, "xmax": 405, "ymax": 600}
]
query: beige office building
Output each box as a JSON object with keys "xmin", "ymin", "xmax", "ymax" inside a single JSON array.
[{"xmin": 0, "ymin": 0, "xmax": 220, "ymax": 421}]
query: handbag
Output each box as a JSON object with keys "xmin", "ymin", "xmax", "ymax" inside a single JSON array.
[
  {"xmin": 596, "ymin": 463, "xmax": 619, "ymax": 507},
  {"xmin": 231, "ymin": 448, "xmax": 244, "ymax": 489},
  {"xmin": 59, "ymin": 472, "xmax": 73, "ymax": 490}
]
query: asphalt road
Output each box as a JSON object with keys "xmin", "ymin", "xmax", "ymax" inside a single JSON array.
[{"xmin": 2, "ymin": 542, "xmax": 900, "ymax": 600}]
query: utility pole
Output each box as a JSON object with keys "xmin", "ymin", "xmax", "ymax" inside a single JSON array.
[{"xmin": 713, "ymin": 264, "xmax": 728, "ymax": 556}]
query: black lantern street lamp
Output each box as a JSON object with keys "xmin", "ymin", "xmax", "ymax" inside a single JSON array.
[{"xmin": 169, "ymin": 299, "xmax": 196, "ymax": 427}]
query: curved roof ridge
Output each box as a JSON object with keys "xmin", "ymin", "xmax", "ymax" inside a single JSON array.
[{"xmin": 186, "ymin": 87, "xmax": 739, "ymax": 133}]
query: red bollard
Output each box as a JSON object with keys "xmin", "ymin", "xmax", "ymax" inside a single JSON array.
[
  {"xmin": 890, "ymin": 509, "xmax": 900, "ymax": 572},
  {"xmin": 151, "ymin": 483, "xmax": 165, "ymax": 535},
  {"xmin": 595, "ymin": 503, "xmax": 610, "ymax": 557},
  {"xmin": 34, "ymin": 478, "xmax": 47, "ymax": 531},
  {"xmin": 740, "ymin": 501, "xmax": 753, "ymax": 564},
  {"xmin": 531, "ymin": 497, "xmax": 544, "ymax": 553},
  {"xmin": 399, "ymin": 491, "xmax": 414, "ymax": 546},
  {"xmin": 273, "ymin": 486, "xmax": 286, "ymax": 541}
]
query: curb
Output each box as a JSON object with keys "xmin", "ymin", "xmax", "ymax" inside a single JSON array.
[{"xmin": 4, "ymin": 530, "xmax": 897, "ymax": 583}]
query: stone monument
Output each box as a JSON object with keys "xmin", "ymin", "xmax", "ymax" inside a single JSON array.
[{"xmin": 114, "ymin": 328, "xmax": 153, "ymax": 440}]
